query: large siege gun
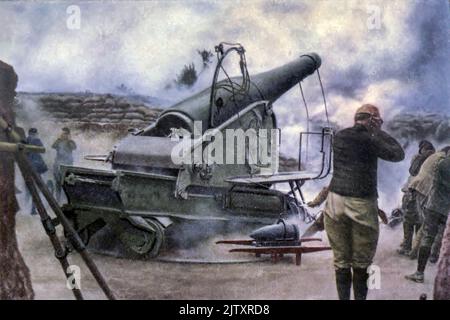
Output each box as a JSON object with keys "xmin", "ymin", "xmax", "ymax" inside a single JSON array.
[{"xmin": 60, "ymin": 43, "xmax": 332, "ymax": 259}]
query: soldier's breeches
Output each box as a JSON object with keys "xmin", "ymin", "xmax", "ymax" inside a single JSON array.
[
  {"xmin": 404, "ymin": 191, "xmax": 423, "ymax": 225},
  {"xmin": 420, "ymin": 209, "xmax": 448, "ymax": 249},
  {"xmin": 417, "ymin": 210, "xmax": 448, "ymax": 272},
  {"xmin": 411, "ymin": 225, "xmax": 424, "ymax": 255},
  {"xmin": 402, "ymin": 221, "xmax": 415, "ymax": 250},
  {"xmin": 431, "ymin": 223, "xmax": 446, "ymax": 258},
  {"xmin": 414, "ymin": 192, "xmax": 427, "ymax": 224},
  {"xmin": 324, "ymin": 213, "xmax": 379, "ymax": 269}
]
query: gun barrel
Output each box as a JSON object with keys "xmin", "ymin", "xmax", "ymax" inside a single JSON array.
[
  {"xmin": 251, "ymin": 53, "xmax": 321, "ymax": 103},
  {"xmin": 142, "ymin": 53, "xmax": 322, "ymax": 135}
]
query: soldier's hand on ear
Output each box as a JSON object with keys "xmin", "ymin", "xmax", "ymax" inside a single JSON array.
[{"xmin": 369, "ymin": 115, "xmax": 383, "ymax": 131}]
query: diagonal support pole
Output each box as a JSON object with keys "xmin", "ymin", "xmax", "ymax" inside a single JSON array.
[
  {"xmin": 15, "ymin": 153, "xmax": 84, "ymax": 300},
  {"xmin": 1, "ymin": 115, "xmax": 116, "ymax": 300},
  {"xmin": 16, "ymin": 149, "xmax": 116, "ymax": 300}
]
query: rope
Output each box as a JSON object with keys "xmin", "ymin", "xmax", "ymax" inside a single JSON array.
[
  {"xmin": 213, "ymin": 45, "xmax": 251, "ymax": 112},
  {"xmin": 316, "ymin": 68, "xmax": 330, "ymax": 127},
  {"xmin": 299, "ymin": 82, "xmax": 310, "ymax": 165}
]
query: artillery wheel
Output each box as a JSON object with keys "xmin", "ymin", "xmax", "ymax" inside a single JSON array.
[{"xmin": 118, "ymin": 219, "xmax": 165, "ymax": 259}]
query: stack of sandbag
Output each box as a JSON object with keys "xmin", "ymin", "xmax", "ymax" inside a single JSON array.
[
  {"xmin": 387, "ymin": 112, "xmax": 450, "ymax": 143},
  {"xmin": 17, "ymin": 92, "xmax": 162, "ymax": 133}
]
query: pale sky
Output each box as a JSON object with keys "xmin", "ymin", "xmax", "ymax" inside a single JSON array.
[{"xmin": 1, "ymin": 0, "xmax": 449, "ymax": 127}]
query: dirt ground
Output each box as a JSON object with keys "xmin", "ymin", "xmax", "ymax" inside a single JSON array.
[{"xmin": 15, "ymin": 204, "xmax": 438, "ymax": 300}]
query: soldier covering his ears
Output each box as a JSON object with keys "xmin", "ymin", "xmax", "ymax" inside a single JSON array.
[{"xmin": 324, "ymin": 104, "xmax": 404, "ymax": 300}]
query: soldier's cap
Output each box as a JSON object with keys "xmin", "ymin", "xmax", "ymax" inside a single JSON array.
[
  {"xmin": 62, "ymin": 127, "xmax": 71, "ymax": 134},
  {"xmin": 355, "ymin": 104, "xmax": 381, "ymax": 118},
  {"xmin": 419, "ymin": 140, "xmax": 434, "ymax": 151},
  {"xmin": 28, "ymin": 127, "xmax": 38, "ymax": 134}
]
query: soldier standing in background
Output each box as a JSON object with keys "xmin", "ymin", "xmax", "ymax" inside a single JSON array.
[
  {"xmin": 406, "ymin": 147, "xmax": 449, "ymax": 260},
  {"xmin": 25, "ymin": 128, "xmax": 48, "ymax": 215},
  {"xmin": 52, "ymin": 127, "xmax": 77, "ymax": 201},
  {"xmin": 397, "ymin": 140, "xmax": 435, "ymax": 256},
  {"xmin": 324, "ymin": 104, "xmax": 404, "ymax": 300},
  {"xmin": 0, "ymin": 60, "xmax": 34, "ymax": 299},
  {"xmin": 409, "ymin": 141, "xmax": 436, "ymax": 176},
  {"xmin": 406, "ymin": 148, "xmax": 450, "ymax": 283}
]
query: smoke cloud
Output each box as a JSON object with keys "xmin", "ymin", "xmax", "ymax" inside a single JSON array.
[
  {"xmin": 2, "ymin": 0, "xmax": 448, "ymax": 152},
  {"xmin": 3, "ymin": 0, "xmax": 449, "ymax": 214}
]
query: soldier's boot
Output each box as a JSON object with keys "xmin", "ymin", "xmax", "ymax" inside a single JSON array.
[
  {"xmin": 335, "ymin": 268, "xmax": 352, "ymax": 300},
  {"xmin": 352, "ymin": 268, "xmax": 369, "ymax": 300},
  {"xmin": 430, "ymin": 226, "xmax": 444, "ymax": 264},
  {"xmin": 405, "ymin": 246, "xmax": 431, "ymax": 283},
  {"xmin": 409, "ymin": 248, "xmax": 418, "ymax": 260},
  {"xmin": 397, "ymin": 222, "xmax": 407, "ymax": 250},
  {"xmin": 405, "ymin": 271, "xmax": 424, "ymax": 283},
  {"xmin": 397, "ymin": 222, "xmax": 414, "ymax": 256}
]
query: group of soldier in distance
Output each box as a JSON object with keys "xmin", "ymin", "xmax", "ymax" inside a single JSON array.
[
  {"xmin": 22, "ymin": 126, "xmax": 77, "ymax": 213},
  {"xmin": 308, "ymin": 104, "xmax": 449, "ymax": 299}
]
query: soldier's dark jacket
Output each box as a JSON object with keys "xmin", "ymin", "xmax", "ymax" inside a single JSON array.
[
  {"xmin": 25, "ymin": 136, "xmax": 48, "ymax": 174},
  {"xmin": 329, "ymin": 124, "xmax": 405, "ymax": 198},
  {"xmin": 52, "ymin": 138, "xmax": 76, "ymax": 164},
  {"xmin": 426, "ymin": 157, "xmax": 450, "ymax": 215}
]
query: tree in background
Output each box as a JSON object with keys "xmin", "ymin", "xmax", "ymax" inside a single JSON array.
[
  {"xmin": 175, "ymin": 63, "xmax": 198, "ymax": 88},
  {"xmin": 171, "ymin": 49, "xmax": 214, "ymax": 89},
  {"xmin": 0, "ymin": 60, "xmax": 34, "ymax": 300},
  {"xmin": 197, "ymin": 49, "xmax": 214, "ymax": 69}
]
